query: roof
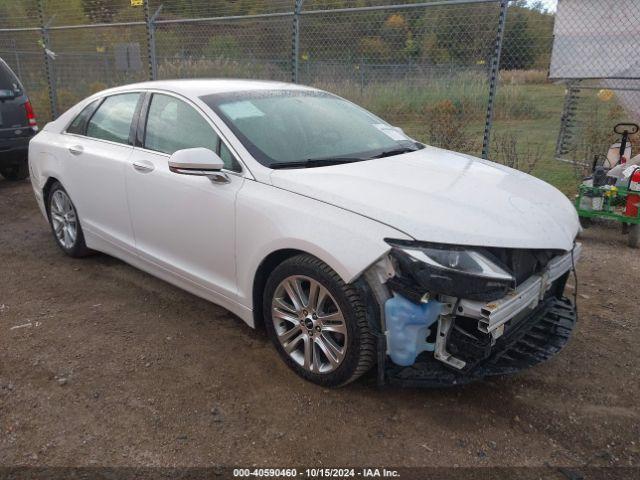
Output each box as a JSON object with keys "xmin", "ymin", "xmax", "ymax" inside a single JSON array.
[{"xmin": 104, "ymin": 78, "xmax": 316, "ymax": 98}]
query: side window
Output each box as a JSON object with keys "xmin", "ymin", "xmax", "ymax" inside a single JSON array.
[
  {"xmin": 0, "ymin": 60, "xmax": 21, "ymax": 93},
  {"xmin": 219, "ymin": 140, "xmax": 241, "ymax": 172},
  {"xmin": 86, "ymin": 93, "xmax": 140, "ymax": 145},
  {"xmin": 144, "ymin": 94, "xmax": 218, "ymax": 156},
  {"xmin": 66, "ymin": 99, "xmax": 101, "ymax": 135}
]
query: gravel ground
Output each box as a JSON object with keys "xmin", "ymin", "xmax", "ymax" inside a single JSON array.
[{"xmin": 0, "ymin": 178, "xmax": 639, "ymax": 473}]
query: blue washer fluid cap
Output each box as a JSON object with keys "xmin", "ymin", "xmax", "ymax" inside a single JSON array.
[{"xmin": 384, "ymin": 294, "xmax": 442, "ymax": 367}]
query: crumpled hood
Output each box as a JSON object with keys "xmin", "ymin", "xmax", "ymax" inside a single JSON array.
[{"xmin": 269, "ymin": 146, "xmax": 580, "ymax": 251}]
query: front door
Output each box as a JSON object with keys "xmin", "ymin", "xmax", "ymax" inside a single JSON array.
[{"xmin": 125, "ymin": 92, "xmax": 244, "ymax": 300}]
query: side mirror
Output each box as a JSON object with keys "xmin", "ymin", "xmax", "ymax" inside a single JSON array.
[{"xmin": 168, "ymin": 148, "xmax": 224, "ymax": 175}]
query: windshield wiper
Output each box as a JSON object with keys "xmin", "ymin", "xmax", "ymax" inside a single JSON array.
[
  {"xmin": 371, "ymin": 144, "xmax": 424, "ymax": 159},
  {"xmin": 268, "ymin": 144, "xmax": 424, "ymax": 169},
  {"xmin": 269, "ymin": 157, "xmax": 366, "ymax": 169}
]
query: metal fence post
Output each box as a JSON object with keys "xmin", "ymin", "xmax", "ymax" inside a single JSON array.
[
  {"xmin": 555, "ymin": 80, "xmax": 578, "ymax": 159},
  {"xmin": 481, "ymin": 0, "xmax": 508, "ymax": 159},
  {"xmin": 37, "ymin": 0, "xmax": 58, "ymax": 120},
  {"xmin": 292, "ymin": 0, "xmax": 304, "ymax": 84},
  {"xmin": 144, "ymin": 1, "xmax": 162, "ymax": 81}
]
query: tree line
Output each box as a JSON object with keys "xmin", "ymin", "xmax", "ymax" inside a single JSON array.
[{"xmin": 1, "ymin": 0, "xmax": 554, "ymax": 71}]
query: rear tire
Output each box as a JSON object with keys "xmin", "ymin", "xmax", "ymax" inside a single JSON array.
[
  {"xmin": 263, "ymin": 254, "xmax": 376, "ymax": 387},
  {"xmin": 0, "ymin": 162, "xmax": 29, "ymax": 181},
  {"xmin": 46, "ymin": 181, "xmax": 91, "ymax": 257},
  {"xmin": 629, "ymin": 224, "xmax": 640, "ymax": 249}
]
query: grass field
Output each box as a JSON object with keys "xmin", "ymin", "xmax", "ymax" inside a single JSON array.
[{"xmin": 331, "ymin": 77, "xmax": 584, "ymax": 195}]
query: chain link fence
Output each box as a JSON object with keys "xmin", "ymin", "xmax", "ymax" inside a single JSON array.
[
  {"xmin": 551, "ymin": 0, "xmax": 640, "ymax": 179},
  {"xmin": 2, "ymin": 0, "xmax": 636, "ymax": 192}
]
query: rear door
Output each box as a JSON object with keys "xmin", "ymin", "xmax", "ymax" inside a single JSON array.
[{"xmin": 60, "ymin": 92, "xmax": 142, "ymax": 251}]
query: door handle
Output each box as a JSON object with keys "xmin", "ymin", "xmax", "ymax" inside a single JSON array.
[
  {"xmin": 132, "ymin": 161, "xmax": 155, "ymax": 173},
  {"xmin": 68, "ymin": 145, "xmax": 84, "ymax": 155}
]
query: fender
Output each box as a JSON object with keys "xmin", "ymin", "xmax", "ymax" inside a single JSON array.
[
  {"xmin": 235, "ymin": 180, "xmax": 412, "ymax": 312},
  {"xmin": 28, "ymin": 132, "xmax": 68, "ymax": 219}
]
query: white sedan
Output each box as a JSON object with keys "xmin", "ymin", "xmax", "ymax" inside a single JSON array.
[{"xmin": 28, "ymin": 80, "xmax": 581, "ymax": 387}]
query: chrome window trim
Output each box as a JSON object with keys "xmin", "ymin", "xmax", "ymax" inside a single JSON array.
[
  {"xmin": 60, "ymin": 87, "xmax": 252, "ymax": 179},
  {"xmin": 62, "ymin": 131, "xmax": 135, "ymax": 150},
  {"xmin": 62, "ymin": 90, "xmax": 145, "ymax": 141}
]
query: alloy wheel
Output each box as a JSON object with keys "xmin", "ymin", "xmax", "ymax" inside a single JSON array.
[
  {"xmin": 271, "ymin": 275, "xmax": 348, "ymax": 374},
  {"xmin": 50, "ymin": 189, "xmax": 78, "ymax": 249}
]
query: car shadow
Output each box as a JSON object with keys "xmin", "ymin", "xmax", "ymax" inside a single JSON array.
[{"xmin": 0, "ymin": 175, "xmax": 30, "ymax": 191}]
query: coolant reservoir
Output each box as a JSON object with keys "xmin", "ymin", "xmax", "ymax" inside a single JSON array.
[{"xmin": 384, "ymin": 294, "xmax": 442, "ymax": 366}]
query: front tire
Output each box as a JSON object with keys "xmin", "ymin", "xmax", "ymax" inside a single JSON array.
[
  {"xmin": 263, "ymin": 254, "xmax": 376, "ymax": 387},
  {"xmin": 46, "ymin": 182, "xmax": 91, "ymax": 257}
]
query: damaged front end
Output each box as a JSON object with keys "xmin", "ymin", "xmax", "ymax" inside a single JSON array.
[{"xmin": 364, "ymin": 240, "xmax": 581, "ymax": 387}]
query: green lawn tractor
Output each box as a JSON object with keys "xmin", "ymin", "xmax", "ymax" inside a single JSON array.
[{"xmin": 575, "ymin": 123, "xmax": 640, "ymax": 248}]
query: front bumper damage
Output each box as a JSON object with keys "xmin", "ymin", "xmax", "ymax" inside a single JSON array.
[
  {"xmin": 366, "ymin": 244, "xmax": 581, "ymax": 388},
  {"xmin": 384, "ymin": 295, "xmax": 576, "ymax": 387}
]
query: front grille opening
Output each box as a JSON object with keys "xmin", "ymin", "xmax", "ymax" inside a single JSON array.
[{"xmin": 486, "ymin": 248, "xmax": 562, "ymax": 286}]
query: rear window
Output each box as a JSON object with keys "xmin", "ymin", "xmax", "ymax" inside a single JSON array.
[
  {"xmin": 67, "ymin": 99, "xmax": 102, "ymax": 135},
  {"xmin": 0, "ymin": 61, "xmax": 21, "ymax": 92},
  {"xmin": 86, "ymin": 93, "xmax": 141, "ymax": 145}
]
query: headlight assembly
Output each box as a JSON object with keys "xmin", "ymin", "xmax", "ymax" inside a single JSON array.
[{"xmin": 385, "ymin": 240, "xmax": 515, "ymax": 302}]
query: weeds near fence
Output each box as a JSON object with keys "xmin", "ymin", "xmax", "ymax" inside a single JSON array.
[
  {"xmin": 157, "ymin": 57, "xmax": 288, "ymax": 81},
  {"xmin": 424, "ymin": 99, "xmax": 478, "ymax": 153},
  {"xmin": 499, "ymin": 69, "xmax": 549, "ymax": 85},
  {"xmin": 491, "ymin": 132, "xmax": 543, "ymax": 173},
  {"xmin": 312, "ymin": 70, "xmax": 543, "ymax": 124}
]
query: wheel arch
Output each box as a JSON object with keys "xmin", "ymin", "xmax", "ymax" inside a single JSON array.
[
  {"xmin": 251, "ymin": 248, "xmax": 311, "ymax": 330},
  {"xmin": 250, "ymin": 242, "xmax": 373, "ymax": 330},
  {"xmin": 250, "ymin": 240, "xmax": 391, "ymax": 331},
  {"xmin": 42, "ymin": 176, "xmax": 60, "ymax": 216}
]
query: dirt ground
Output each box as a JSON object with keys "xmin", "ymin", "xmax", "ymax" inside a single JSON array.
[{"xmin": 1, "ymin": 178, "xmax": 639, "ymax": 473}]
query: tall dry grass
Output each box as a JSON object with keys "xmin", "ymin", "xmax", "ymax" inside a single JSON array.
[
  {"xmin": 499, "ymin": 69, "xmax": 549, "ymax": 85},
  {"xmin": 156, "ymin": 57, "xmax": 288, "ymax": 81},
  {"xmin": 313, "ymin": 72, "xmax": 543, "ymax": 123}
]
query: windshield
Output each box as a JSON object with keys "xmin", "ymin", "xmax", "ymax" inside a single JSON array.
[{"xmin": 201, "ymin": 90, "xmax": 420, "ymax": 168}]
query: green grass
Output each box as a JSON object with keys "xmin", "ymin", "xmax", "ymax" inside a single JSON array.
[{"xmin": 317, "ymin": 71, "xmax": 546, "ymax": 123}]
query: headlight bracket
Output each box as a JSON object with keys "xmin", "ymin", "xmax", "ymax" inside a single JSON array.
[{"xmin": 387, "ymin": 245, "xmax": 514, "ymax": 302}]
